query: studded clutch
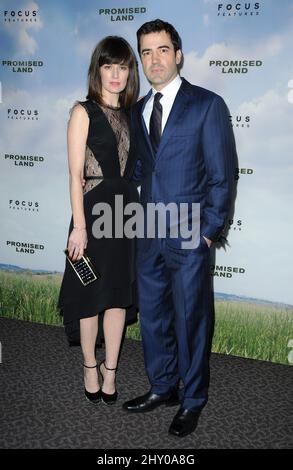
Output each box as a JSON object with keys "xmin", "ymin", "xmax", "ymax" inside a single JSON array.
[{"xmin": 64, "ymin": 249, "xmax": 101, "ymax": 286}]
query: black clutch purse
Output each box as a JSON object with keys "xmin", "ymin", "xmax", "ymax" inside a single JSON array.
[{"xmin": 64, "ymin": 249, "xmax": 101, "ymax": 286}]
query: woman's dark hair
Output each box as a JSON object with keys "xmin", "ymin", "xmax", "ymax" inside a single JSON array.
[
  {"xmin": 87, "ymin": 36, "xmax": 139, "ymax": 108},
  {"xmin": 136, "ymin": 19, "xmax": 182, "ymax": 55}
]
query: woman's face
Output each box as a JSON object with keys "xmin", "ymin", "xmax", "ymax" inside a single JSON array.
[{"xmin": 100, "ymin": 63, "xmax": 129, "ymax": 98}]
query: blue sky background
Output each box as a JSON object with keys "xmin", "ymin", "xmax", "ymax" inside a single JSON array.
[
  {"xmin": 1, "ymin": 0, "xmax": 293, "ymax": 304},
  {"xmin": 1, "ymin": 0, "xmax": 293, "ymax": 100}
]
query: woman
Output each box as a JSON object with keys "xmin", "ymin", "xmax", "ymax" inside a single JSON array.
[{"xmin": 58, "ymin": 36, "xmax": 139, "ymax": 406}]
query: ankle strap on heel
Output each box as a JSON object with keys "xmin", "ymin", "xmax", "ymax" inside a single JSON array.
[
  {"xmin": 83, "ymin": 363, "xmax": 97, "ymax": 368},
  {"xmin": 100, "ymin": 359, "xmax": 118, "ymax": 371}
]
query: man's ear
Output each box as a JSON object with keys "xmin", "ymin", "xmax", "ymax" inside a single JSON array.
[{"xmin": 176, "ymin": 49, "xmax": 183, "ymax": 66}]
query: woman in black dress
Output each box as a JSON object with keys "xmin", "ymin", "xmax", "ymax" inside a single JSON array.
[{"xmin": 58, "ymin": 37, "xmax": 139, "ymax": 405}]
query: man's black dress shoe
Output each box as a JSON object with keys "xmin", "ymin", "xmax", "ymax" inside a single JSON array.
[
  {"xmin": 122, "ymin": 389, "xmax": 179, "ymax": 413},
  {"xmin": 168, "ymin": 407, "xmax": 201, "ymax": 437}
]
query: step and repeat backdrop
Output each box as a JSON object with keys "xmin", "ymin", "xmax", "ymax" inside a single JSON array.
[{"xmin": 1, "ymin": 0, "xmax": 293, "ymax": 363}]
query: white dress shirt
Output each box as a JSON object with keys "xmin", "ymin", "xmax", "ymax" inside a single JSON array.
[{"xmin": 143, "ymin": 75, "xmax": 182, "ymax": 134}]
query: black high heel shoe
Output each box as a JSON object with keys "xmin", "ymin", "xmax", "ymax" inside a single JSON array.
[
  {"xmin": 83, "ymin": 363, "xmax": 101, "ymax": 404},
  {"xmin": 99, "ymin": 360, "xmax": 118, "ymax": 405}
]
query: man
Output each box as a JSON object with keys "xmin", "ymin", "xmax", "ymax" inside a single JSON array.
[{"xmin": 123, "ymin": 19, "xmax": 236, "ymax": 437}]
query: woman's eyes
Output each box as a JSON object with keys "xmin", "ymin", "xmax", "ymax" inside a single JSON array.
[{"xmin": 103, "ymin": 65, "xmax": 128, "ymax": 70}]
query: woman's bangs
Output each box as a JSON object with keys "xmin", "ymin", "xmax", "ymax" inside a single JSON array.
[{"xmin": 99, "ymin": 41, "xmax": 131, "ymax": 67}]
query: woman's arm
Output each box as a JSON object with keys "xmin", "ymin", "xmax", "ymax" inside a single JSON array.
[{"xmin": 67, "ymin": 104, "xmax": 89, "ymax": 261}]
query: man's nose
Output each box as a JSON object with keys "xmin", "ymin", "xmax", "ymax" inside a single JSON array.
[{"xmin": 151, "ymin": 51, "xmax": 160, "ymax": 64}]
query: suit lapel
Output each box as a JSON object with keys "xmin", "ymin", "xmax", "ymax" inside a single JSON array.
[
  {"xmin": 137, "ymin": 79, "xmax": 192, "ymax": 165},
  {"xmin": 155, "ymin": 82, "xmax": 190, "ymax": 163},
  {"xmin": 139, "ymin": 89, "xmax": 155, "ymax": 159}
]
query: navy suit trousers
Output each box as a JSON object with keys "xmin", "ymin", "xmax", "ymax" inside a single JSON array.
[{"xmin": 136, "ymin": 236, "xmax": 212, "ymax": 410}]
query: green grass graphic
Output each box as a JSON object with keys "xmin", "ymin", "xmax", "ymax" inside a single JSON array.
[{"xmin": 1, "ymin": 270, "xmax": 292, "ymax": 365}]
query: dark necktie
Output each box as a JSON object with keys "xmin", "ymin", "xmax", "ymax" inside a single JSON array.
[{"xmin": 149, "ymin": 92, "xmax": 163, "ymax": 154}]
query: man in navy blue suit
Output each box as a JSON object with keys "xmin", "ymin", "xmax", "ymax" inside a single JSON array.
[{"xmin": 123, "ymin": 19, "xmax": 236, "ymax": 437}]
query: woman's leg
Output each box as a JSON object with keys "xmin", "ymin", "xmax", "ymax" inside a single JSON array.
[
  {"xmin": 80, "ymin": 315, "xmax": 99, "ymax": 393},
  {"xmin": 101, "ymin": 308, "xmax": 126, "ymax": 394}
]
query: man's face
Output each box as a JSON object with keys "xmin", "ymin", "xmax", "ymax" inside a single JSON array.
[{"xmin": 139, "ymin": 30, "xmax": 182, "ymax": 90}]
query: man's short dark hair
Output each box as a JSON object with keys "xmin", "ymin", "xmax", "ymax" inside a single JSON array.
[{"xmin": 136, "ymin": 19, "xmax": 182, "ymax": 55}]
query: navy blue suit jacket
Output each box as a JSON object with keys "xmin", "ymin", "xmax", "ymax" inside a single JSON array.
[{"xmin": 129, "ymin": 78, "xmax": 236, "ymax": 243}]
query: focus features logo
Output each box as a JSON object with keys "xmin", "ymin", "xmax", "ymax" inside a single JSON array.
[
  {"xmin": 3, "ymin": 10, "xmax": 38, "ymax": 22},
  {"xmin": 229, "ymin": 115, "xmax": 250, "ymax": 128},
  {"xmin": 217, "ymin": 2, "xmax": 260, "ymax": 17},
  {"xmin": 228, "ymin": 219, "xmax": 243, "ymax": 231},
  {"xmin": 7, "ymin": 108, "xmax": 39, "ymax": 120}
]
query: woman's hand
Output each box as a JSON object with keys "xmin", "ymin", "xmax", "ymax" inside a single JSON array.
[{"xmin": 67, "ymin": 227, "xmax": 87, "ymax": 261}]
